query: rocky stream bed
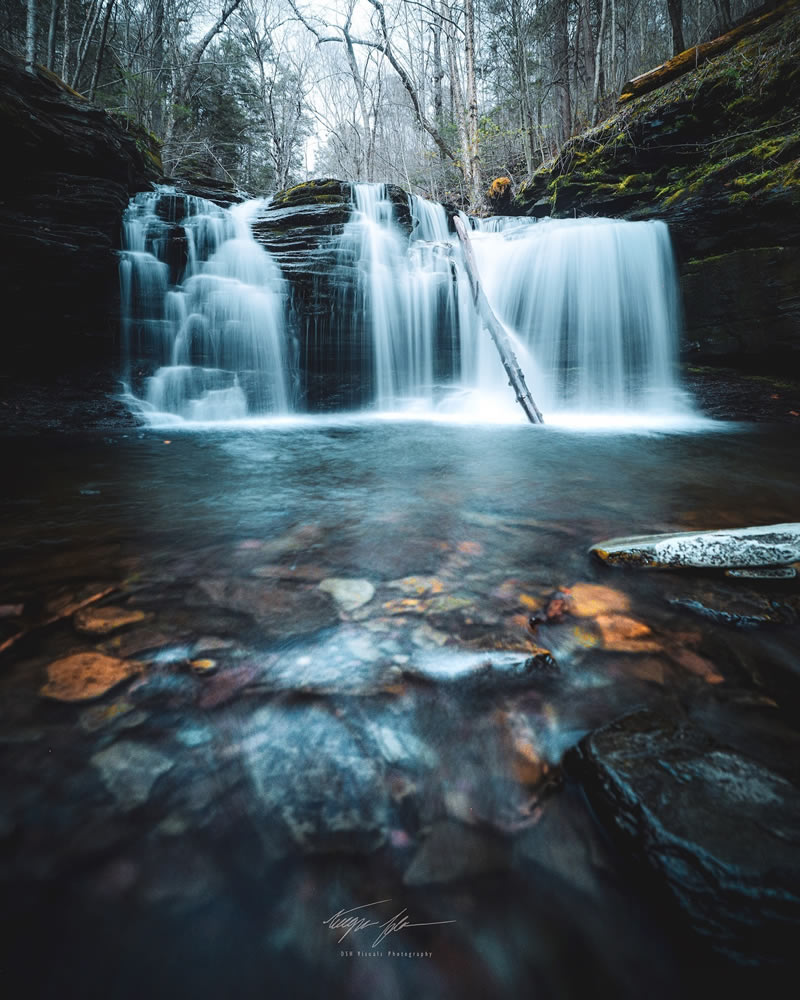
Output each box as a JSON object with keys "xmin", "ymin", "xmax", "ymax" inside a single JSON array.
[{"xmin": 1, "ymin": 421, "xmax": 799, "ymax": 998}]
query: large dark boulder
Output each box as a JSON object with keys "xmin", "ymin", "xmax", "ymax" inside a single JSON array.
[
  {"xmin": 513, "ymin": 2, "xmax": 800, "ymax": 370},
  {"xmin": 569, "ymin": 699, "xmax": 800, "ymax": 967},
  {"xmin": 0, "ymin": 48, "xmax": 161, "ymax": 376}
]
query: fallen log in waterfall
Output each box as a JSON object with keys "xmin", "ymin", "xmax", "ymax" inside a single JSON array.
[{"xmin": 453, "ymin": 215, "xmax": 544, "ymax": 425}]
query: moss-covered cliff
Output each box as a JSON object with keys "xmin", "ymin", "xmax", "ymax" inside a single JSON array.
[{"xmin": 515, "ymin": 0, "xmax": 800, "ymax": 367}]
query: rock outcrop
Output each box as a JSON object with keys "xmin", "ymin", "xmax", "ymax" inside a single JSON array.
[
  {"xmin": 569, "ymin": 698, "xmax": 800, "ymax": 967},
  {"xmin": 514, "ymin": 1, "xmax": 800, "ymax": 368},
  {"xmin": 0, "ymin": 49, "xmax": 161, "ymax": 377},
  {"xmin": 251, "ymin": 179, "xmax": 413, "ymax": 409}
]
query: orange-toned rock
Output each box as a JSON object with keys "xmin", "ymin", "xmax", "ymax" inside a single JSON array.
[
  {"xmin": 669, "ymin": 648, "xmax": 724, "ymax": 683},
  {"xmin": 382, "ymin": 597, "xmax": 429, "ymax": 615},
  {"xmin": 567, "ymin": 583, "xmax": 631, "ymax": 618},
  {"xmin": 596, "ymin": 614, "xmax": 661, "ymax": 652},
  {"xmin": 512, "ymin": 736, "xmax": 545, "ymax": 785},
  {"xmin": 74, "ymin": 605, "xmax": 147, "ymax": 636},
  {"xmin": 628, "ymin": 658, "xmax": 667, "ymax": 684},
  {"xmin": 389, "ymin": 575, "xmax": 445, "ymax": 596},
  {"xmin": 41, "ymin": 652, "xmax": 143, "ymax": 701}
]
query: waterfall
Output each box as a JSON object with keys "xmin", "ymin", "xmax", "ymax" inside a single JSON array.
[
  {"xmin": 120, "ymin": 182, "xmax": 689, "ymax": 424},
  {"xmin": 332, "ymin": 184, "xmax": 457, "ymax": 410},
  {"xmin": 120, "ymin": 188, "xmax": 290, "ymax": 423},
  {"xmin": 464, "ymin": 216, "xmax": 686, "ymax": 418},
  {"xmin": 339, "ymin": 184, "xmax": 686, "ymax": 419}
]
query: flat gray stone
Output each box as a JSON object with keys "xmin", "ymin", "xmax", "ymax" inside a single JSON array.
[{"xmin": 318, "ymin": 577, "xmax": 375, "ymax": 611}]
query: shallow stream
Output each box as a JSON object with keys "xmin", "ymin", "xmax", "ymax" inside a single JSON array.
[{"xmin": 1, "ymin": 418, "xmax": 799, "ymax": 998}]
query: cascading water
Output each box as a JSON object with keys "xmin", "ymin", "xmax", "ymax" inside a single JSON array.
[
  {"xmin": 331, "ymin": 184, "xmax": 687, "ymax": 420},
  {"xmin": 120, "ymin": 187, "xmax": 291, "ymax": 422},
  {"xmin": 120, "ymin": 181, "xmax": 690, "ymax": 425},
  {"xmin": 464, "ymin": 216, "xmax": 686, "ymax": 418},
  {"xmin": 332, "ymin": 184, "xmax": 458, "ymax": 410}
]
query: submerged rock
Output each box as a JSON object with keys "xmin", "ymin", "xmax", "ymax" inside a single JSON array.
[
  {"xmin": 79, "ymin": 699, "xmax": 137, "ymax": 732},
  {"xmin": 403, "ymin": 820, "xmax": 509, "ymax": 885},
  {"xmin": 594, "ymin": 614, "xmax": 660, "ymax": 653},
  {"xmin": 571, "ymin": 706, "xmax": 800, "ymax": 965},
  {"xmin": 406, "ymin": 648, "xmax": 559, "ymax": 690},
  {"xmin": 566, "ymin": 583, "xmax": 631, "ymax": 617},
  {"xmin": 189, "ymin": 577, "xmax": 338, "ymax": 636},
  {"xmin": 241, "ymin": 703, "xmax": 389, "ymax": 854},
  {"xmin": 91, "ymin": 740, "xmax": 174, "ymax": 808},
  {"xmin": 318, "ymin": 577, "xmax": 375, "ymax": 611},
  {"xmin": 74, "ymin": 605, "xmax": 148, "ymax": 636},
  {"xmin": 40, "ymin": 652, "xmax": 143, "ymax": 701},
  {"xmin": 591, "ymin": 523, "xmax": 800, "ymax": 569}
]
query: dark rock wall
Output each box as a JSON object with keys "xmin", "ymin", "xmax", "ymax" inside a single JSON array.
[
  {"xmin": 0, "ymin": 49, "xmax": 161, "ymax": 373},
  {"xmin": 514, "ymin": 1, "xmax": 800, "ymax": 369},
  {"xmin": 252, "ymin": 179, "xmax": 415, "ymax": 410}
]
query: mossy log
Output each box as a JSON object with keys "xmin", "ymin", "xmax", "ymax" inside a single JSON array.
[
  {"xmin": 453, "ymin": 216, "xmax": 544, "ymax": 424},
  {"xmin": 619, "ymin": 0, "xmax": 796, "ymax": 104}
]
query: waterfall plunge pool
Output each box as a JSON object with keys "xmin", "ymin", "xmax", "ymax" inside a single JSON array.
[
  {"xmin": 1, "ymin": 418, "xmax": 799, "ymax": 998},
  {"xmin": 3, "ymin": 183, "xmax": 797, "ymax": 998}
]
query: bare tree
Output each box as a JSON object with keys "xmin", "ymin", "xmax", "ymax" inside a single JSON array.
[
  {"xmin": 26, "ymin": 0, "xmax": 37, "ymax": 69},
  {"xmin": 667, "ymin": 0, "xmax": 685, "ymax": 55}
]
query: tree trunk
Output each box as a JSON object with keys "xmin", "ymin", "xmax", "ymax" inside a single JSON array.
[
  {"xmin": 432, "ymin": 4, "xmax": 444, "ymax": 128},
  {"xmin": 179, "ymin": 0, "xmax": 244, "ymax": 105},
  {"xmin": 46, "ymin": 0, "xmax": 59, "ymax": 71},
  {"xmin": 464, "ymin": 0, "xmax": 481, "ymax": 209},
  {"xmin": 26, "ymin": 0, "xmax": 37, "ymax": 70},
  {"xmin": 71, "ymin": 0, "xmax": 103, "ymax": 90},
  {"xmin": 445, "ymin": 22, "xmax": 471, "ymax": 203},
  {"xmin": 580, "ymin": 0, "xmax": 594, "ymax": 97},
  {"xmin": 511, "ymin": 0, "xmax": 535, "ymax": 176},
  {"xmin": 88, "ymin": 0, "xmax": 114, "ymax": 100},
  {"xmin": 343, "ymin": 22, "xmax": 373, "ymax": 182},
  {"xmin": 454, "ymin": 216, "xmax": 544, "ymax": 425},
  {"xmin": 61, "ymin": 0, "xmax": 70, "ymax": 81},
  {"xmin": 715, "ymin": 0, "xmax": 733, "ymax": 33},
  {"xmin": 666, "ymin": 0, "xmax": 685, "ymax": 56},
  {"xmin": 553, "ymin": 0, "xmax": 571, "ymax": 145},
  {"xmin": 151, "ymin": 0, "xmax": 164, "ymax": 137},
  {"xmin": 591, "ymin": 0, "xmax": 608, "ymax": 125},
  {"xmin": 609, "ymin": 0, "xmax": 616, "ymax": 90}
]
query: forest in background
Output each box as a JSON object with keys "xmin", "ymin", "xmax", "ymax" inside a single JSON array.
[{"xmin": 2, "ymin": 0, "xmax": 765, "ymax": 206}]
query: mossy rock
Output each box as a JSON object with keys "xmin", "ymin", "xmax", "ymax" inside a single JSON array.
[{"xmin": 273, "ymin": 178, "xmax": 352, "ymax": 208}]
